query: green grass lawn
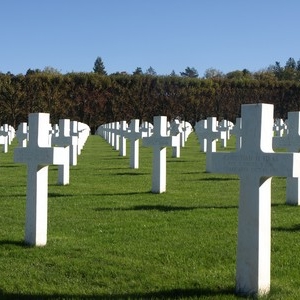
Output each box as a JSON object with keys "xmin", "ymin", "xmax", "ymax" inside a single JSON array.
[{"xmin": 0, "ymin": 133, "xmax": 299, "ymax": 299}]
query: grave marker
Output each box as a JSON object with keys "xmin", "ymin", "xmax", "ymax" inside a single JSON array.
[
  {"xmin": 0, "ymin": 124, "xmax": 9, "ymax": 153},
  {"xmin": 140, "ymin": 121, "xmax": 153, "ymax": 137},
  {"xmin": 14, "ymin": 113, "xmax": 68, "ymax": 246},
  {"xmin": 169, "ymin": 119, "xmax": 182, "ymax": 158},
  {"xmin": 16, "ymin": 122, "xmax": 28, "ymax": 147},
  {"xmin": 273, "ymin": 111, "xmax": 300, "ymax": 205},
  {"xmin": 124, "ymin": 119, "xmax": 145, "ymax": 169},
  {"xmin": 273, "ymin": 118, "xmax": 287, "ymax": 137},
  {"xmin": 113, "ymin": 121, "xmax": 120, "ymax": 151},
  {"xmin": 143, "ymin": 116, "xmax": 178, "ymax": 193},
  {"xmin": 210, "ymin": 103, "xmax": 300, "ymax": 296},
  {"xmin": 194, "ymin": 119, "xmax": 207, "ymax": 152},
  {"xmin": 70, "ymin": 121, "xmax": 79, "ymax": 166},
  {"xmin": 119, "ymin": 121, "xmax": 128, "ymax": 157},
  {"xmin": 110, "ymin": 122, "xmax": 115, "ymax": 148},
  {"xmin": 218, "ymin": 119, "xmax": 230, "ymax": 147},
  {"xmin": 8, "ymin": 125, "xmax": 15, "ymax": 145},
  {"xmin": 77, "ymin": 122, "xmax": 90, "ymax": 155},
  {"xmin": 200, "ymin": 117, "xmax": 226, "ymax": 172},
  {"xmin": 231, "ymin": 117, "xmax": 242, "ymax": 150},
  {"xmin": 180, "ymin": 121, "xmax": 192, "ymax": 147},
  {"xmin": 52, "ymin": 119, "xmax": 71, "ymax": 185}
]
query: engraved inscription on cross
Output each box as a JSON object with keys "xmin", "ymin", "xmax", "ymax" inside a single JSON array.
[
  {"xmin": 273, "ymin": 111, "xmax": 300, "ymax": 205},
  {"xmin": 211, "ymin": 103, "xmax": 300, "ymax": 296},
  {"xmin": 14, "ymin": 113, "xmax": 68, "ymax": 246}
]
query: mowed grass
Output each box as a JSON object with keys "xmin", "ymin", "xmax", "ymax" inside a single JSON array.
[{"xmin": 0, "ymin": 133, "xmax": 300, "ymax": 299}]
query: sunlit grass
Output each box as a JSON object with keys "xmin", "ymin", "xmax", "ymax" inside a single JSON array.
[{"xmin": 0, "ymin": 133, "xmax": 299, "ymax": 299}]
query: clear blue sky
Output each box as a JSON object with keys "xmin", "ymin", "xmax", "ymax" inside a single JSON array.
[{"xmin": 1, "ymin": 0, "xmax": 300, "ymax": 76}]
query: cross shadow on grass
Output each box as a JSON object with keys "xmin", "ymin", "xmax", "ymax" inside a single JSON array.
[
  {"xmin": 272, "ymin": 224, "xmax": 300, "ymax": 232},
  {"xmin": 199, "ymin": 177, "xmax": 239, "ymax": 181},
  {"xmin": 0, "ymin": 165, "xmax": 20, "ymax": 168},
  {"xmin": 0, "ymin": 286, "xmax": 236, "ymax": 299},
  {"xmin": 0, "ymin": 240, "xmax": 26, "ymax": 247},
  {"xmin": 92, "ymin": 191, "xmax": 151, "ymax": 197},
  {"xmin": 114, "ymin": 172, "xmax": 150, "ymax": 176},
  {"xmin": 95, "ymin": 204, "xmax": 238, "ymax": 212},
  {"xmin": 48, "ymin": 192, "xmax": 75, "ymax": 198}
]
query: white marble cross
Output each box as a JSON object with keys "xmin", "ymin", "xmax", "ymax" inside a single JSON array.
[
  {"xmin": 106, "ymin": 123, "xmax": 112, "ymax": 145},
  {"xmin": 140, "ymin": 121, "xmax": 153, "ymax": 138},
  {"xmin": 180, "ymin": 121, "xmax": 192, "ymax": 147},
  {"xmin": 201, "ymin": 117, "xmax": 226, "ymax": 172},
  {"xmin": 110, "ymin": 122, "xmax": 115, "ymax": 148},
  {"xmin": 273, "ymin": 111, "xmax": 300, "ymax": 205},
  {"xmin": 273, "ymin": 118, "xmax": 287, "ymax": 137},
  {"xmin": 143, "ymin": 116, "xmax": 178, "ymax": 193},
  {"xmin": 194, "ymin": 119, "xmax": 207, "ymax": 152},
  {"xmin": 14, "ymin": 113, "xmax": 69, "ymax": 246},
  {"xmin": 112, "ymin": 121, "xmax": 120, "ymax": 151},
  {"xmin": 169, "ymin": 119, "xmax": 183, "ymax": 158},
  {"xmin": 8, "ymin": 125, "xmax": 15, "ymax": 145},
  {"xmin": 231, "ymin": 117, "xmax": 242, "ymax": 150},
  {"xmin": 77, "ymin": 122, "xmax": 90, "ymax": 155},
  {"xmin": 124, "ymin": 119, "xmax": 145, "ymax": 169},
  {"xmin": 119, "ymin": 121, "xmax": 128, "ymax": 157},
  {"xmin": 210, "ymin": 103, "xmax": 300, "ymax": 296},
  {"xmin": 218, "ymin": 119, "xmax": 230, "ymax": 147},
  {"xmin": 0, "ymin": 124, "xmax": 9, "ymax": 153},
  {"xmin": 52, "ymin": 119, "xmax": 72, "ymax": 185},
  {"xmin": 16, "ymin": 122, "xmax": 28, "ymax": 147},
  {"xmin": 70, "ymin": 121, "xmax": 79, "ymax": 165}
]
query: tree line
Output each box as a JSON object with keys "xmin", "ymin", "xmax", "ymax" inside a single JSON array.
[{"xmin": 1, "ymin": 57, "xmax": 300, "ymax": 133}]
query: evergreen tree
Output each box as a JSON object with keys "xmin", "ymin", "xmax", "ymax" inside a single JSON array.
[
  {"xmin": 93, "ymin": 57, "xmax": 107, "ymax": 75},
  {"xmin": 170, "ymin": 70, "xmax": 177, "ymax": 76},
  {"xmin": 285, "ymin": 57, "xmax": 296, "ymax": 69},
  {"xmin": 133, "ymin": 67, "xmax": 143, "ymax": 75},
  {"xmin": 145, "ymin": 66, "xmax": 156, "ymax": 75},
  {"xmin": 180, "ymin": 67, "xmax": 199, "ymax": 78}
]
